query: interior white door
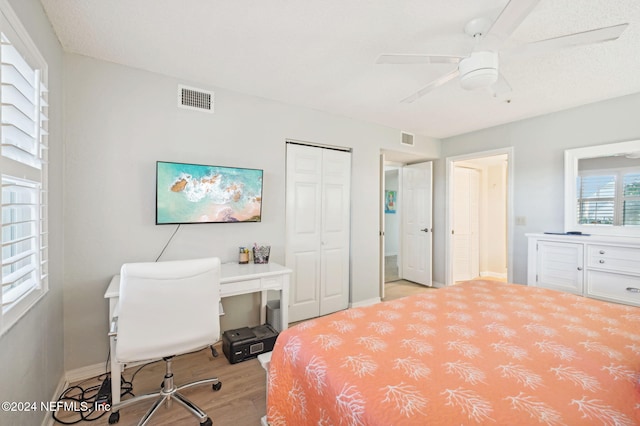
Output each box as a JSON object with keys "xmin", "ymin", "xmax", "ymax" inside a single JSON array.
[
  {"xmin": 286, "ymin": 144, "xmax": 351, "ymax": 322},
  {"xmin": 401, "ymin": 162, "xmax": 432, "ymax": 286},
  {"xmin": 453, "ymin": 166, "xmax": 480, "ymax": 281}
]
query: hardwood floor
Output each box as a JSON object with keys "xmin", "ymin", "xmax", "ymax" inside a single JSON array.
[
  {"xmin": 383, "ymin": 279, "xmax": 434, "ymax": 301},
  {"xmin": 57, "ymin": 281, "xmax": 433, "ymax": 426},
  {"xmin": 56, "ymin": 343, "xmax": 266, "ymax": 426}
]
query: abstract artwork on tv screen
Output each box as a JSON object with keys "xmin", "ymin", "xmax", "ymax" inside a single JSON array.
[{"xmin": 156, "ymin": 161, "xmax": 263, "ymax": 224}]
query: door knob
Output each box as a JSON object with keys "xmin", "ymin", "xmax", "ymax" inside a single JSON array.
[{"xmin": 420, "ymin": 228, "xmax": 429, "ymax": 232}]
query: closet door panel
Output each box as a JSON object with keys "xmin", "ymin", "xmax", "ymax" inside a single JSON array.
[
  {"xmin": 289, "ymin": 251, "xmax": 320, "ymax": 319},
  {"xmin": 292, "ymin": 182, "xmax": 320, "ymax": 238},
  {"xmin": 286, "ymin": 144, "xmax": 323, "ymax": 322},
  {"xmin": 320, "ymin": 149, "xmax": 351, "ymax": 316}
]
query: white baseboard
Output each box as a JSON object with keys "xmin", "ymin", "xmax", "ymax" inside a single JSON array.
[
  {"xmin": 349, "ymin": 297, "xmax": 381, "ymax": 308},
  {"xmin": 40, "ymin": 375, "xmax": 68, "ymax": 426},
  {"xmin": 65, "ymin": 361, "xmax": 108, "ymax": 384},
  {"xmin": 431, "ymin": 281, "xmax": 445, "ymax": 288}
]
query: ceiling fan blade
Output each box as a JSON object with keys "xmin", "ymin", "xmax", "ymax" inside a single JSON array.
[
  {"xmin": 479, "ymin": 0, "xmax": 541, "ymax": 49},
  {"xmin": 507, "ymin": 23, "xmax": 629, "ymax": 58},
  {"xmin": 376, "ymin": 54, "xmax": 463, "ymax": 65},
  {"xmin": 401, "ymin": 69, "xmax": 460, "ymax": 103}
]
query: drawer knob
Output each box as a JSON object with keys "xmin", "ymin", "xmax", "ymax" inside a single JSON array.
[
  {"xmin": 626, "ymin": 287, "xmax": 640, "ymax": 293},
  {"xmin": 599, "ymin": 250, "xmax": 605, "ymax": 254},
  {"xmin": 577, "ymin": 267, "xmax": 583, "ymax": 271},
  {"xmin": 599, "ymin": 260, "xmax": 605, "ymax": 264}
]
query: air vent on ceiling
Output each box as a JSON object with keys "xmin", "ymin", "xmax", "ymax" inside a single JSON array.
[
  {"xmin": 401, "ymin": 131, "xmax": 414, "ymax": 147},
  {"xmin": 178, "ymin": 84, "xmax": 214, "ymax": 113}
]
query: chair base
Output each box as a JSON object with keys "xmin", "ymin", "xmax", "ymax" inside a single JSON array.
[{"xmin": 108, "ymin": 357, "xmax": 221, "ymax": 426}]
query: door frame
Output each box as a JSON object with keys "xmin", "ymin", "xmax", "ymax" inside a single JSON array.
[
  {"xmin": 445, "ymin": 147, "xmax": 514, "ymax": 286},
  {"xmin": 379, "ymin": 154, "xmax": 386, "ymax": 299}
]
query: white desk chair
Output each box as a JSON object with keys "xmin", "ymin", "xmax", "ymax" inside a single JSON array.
[{"xmin": 108, "ymin": 257, "xmax": 222, "ymax": 426}]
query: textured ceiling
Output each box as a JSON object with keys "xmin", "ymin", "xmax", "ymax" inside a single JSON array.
[{"xmin": 40, "ymin": 0, "xmax": 640, "ymax": 139}]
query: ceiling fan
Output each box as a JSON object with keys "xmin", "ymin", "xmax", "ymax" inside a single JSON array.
[{"xmin": 377, "ymin": 0, "xmax": 629, "ymax": 103}]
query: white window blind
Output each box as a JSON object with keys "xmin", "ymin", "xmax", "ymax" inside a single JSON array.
[
  {"xmin": 577, "ymin": 169, "xmax": 640, "ymax": 228},
  {"xmin": 0, "ymin": 6, "xmax": 48, "ymax": 333},
  {"xmin": 576, "ymin": 174, "xmax": 615, "ymax": 225},
  {"xmin": 623, "ymin": 173, "xmax": 640, "ymax": 226}
]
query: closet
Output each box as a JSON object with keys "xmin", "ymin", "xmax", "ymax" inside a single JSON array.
[{"xmin": 285, "ymin": 142, "xmax": 351, "ymax": 322}]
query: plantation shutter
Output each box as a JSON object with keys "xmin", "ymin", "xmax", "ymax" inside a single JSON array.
[
  {"xmin": 0, "ymin": 11, "xmax": 48, "ymax": 325},
  {"xmin": 576, "ymin": 174, "xmax": 615, "ymax": 225},
  {"xmin": 623, "ymin": 172, "xmax": 640, "ymax": 226}
]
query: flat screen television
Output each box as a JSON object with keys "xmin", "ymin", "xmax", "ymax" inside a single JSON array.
[{"xmin": 156, "ymin": 161, "xmax": 263, "ymax": 224}]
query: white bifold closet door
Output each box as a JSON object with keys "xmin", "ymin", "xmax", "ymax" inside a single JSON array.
[{"xmin": 286, "ymin": 143, "xmax": 351, "ymax": 323}]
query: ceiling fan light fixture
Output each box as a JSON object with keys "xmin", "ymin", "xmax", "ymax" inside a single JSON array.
[
  {"xmin": 459, "ymin": 68, "xmax": 498, "ymax": 90},
  {"xmin": 458, "ymin": 51, "xmax": 499, "ymax": 90}
]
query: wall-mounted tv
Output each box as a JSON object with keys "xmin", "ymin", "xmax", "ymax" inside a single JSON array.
[{"xmin": 156, "ymin": 161, "xmax": 263, "ymax": 224}]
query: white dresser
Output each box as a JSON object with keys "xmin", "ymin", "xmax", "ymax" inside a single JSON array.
[{"xmin": 527, "ymin": 233, "xmax": 640, "ymax": 306}]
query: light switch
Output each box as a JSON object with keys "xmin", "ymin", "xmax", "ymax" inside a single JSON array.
[{"xmin": 516, "ymin": 216, "xmax": 526, "ymax": 226}]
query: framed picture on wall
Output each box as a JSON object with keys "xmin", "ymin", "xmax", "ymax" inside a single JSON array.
[{"xmin": 385, "ymin": 190, "xmax": 396, "ymax": 214}]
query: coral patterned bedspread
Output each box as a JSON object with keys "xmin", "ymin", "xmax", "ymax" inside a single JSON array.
[{"xmin": 267, "ymin": 280, "xmax": 640, "ymax": 425}]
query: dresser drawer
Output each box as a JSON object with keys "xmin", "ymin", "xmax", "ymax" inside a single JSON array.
[
  {"xmin": 586, "ymin": 270, "xmax": 640, "ymax": 306},
  {"xmin": 587, "ymin": 244, "xmax": 640, "ymax": 274}
]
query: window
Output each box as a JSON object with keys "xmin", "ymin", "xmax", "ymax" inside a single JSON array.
[
  {"xmin": 577, "ymin": 169, "xmax": 640, "ymax": 227},
  {"xmin": 0, "ymin": 6, "xmax": 48, "ymax": 334}
]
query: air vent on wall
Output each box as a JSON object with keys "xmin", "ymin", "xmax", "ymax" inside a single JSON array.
[
  {"xmin": 401, "ymin": 131, "xmax": 414, "ymax": 147},
  {"xmin": 178, "ymin": 84, "xmax": 214, "ymax": 113}
]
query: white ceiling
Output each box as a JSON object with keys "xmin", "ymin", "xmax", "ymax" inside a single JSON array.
[{"xmin": 40, "ymin": 0, "xmax": 640, "ymax": 139}]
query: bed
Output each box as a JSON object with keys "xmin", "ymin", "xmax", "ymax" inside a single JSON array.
[{"xmin": 266, "ymin": 280, "xmax": 640, "ymax": 425}]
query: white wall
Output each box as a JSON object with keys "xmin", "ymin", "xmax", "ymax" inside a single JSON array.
[
  {"xmin": 433, "ymin": 92, "xmax": 640, "ymax": 285},
  {"xmin": 0, "ymin": 0, "xmax": 64, "ymax": 425},
  {"xmin": 63, "ymin": 53, "xmax": 440, "ymax": 370}
]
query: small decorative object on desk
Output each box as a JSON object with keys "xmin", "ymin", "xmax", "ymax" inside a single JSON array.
[
  {"xmin": 253, "ymin": 244, "xmax": 270, "ymax": 264},
  {"xmin": 239, "ymin": 247, "xmax": 249, "ymax": 264}
]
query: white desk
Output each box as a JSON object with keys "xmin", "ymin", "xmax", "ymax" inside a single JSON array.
[{"xmin": 104, "ymin": 261, "xmax": 291, "ymax": 407}]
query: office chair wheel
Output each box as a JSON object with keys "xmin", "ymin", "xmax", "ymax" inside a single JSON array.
[
  {"xmin": 108, "ymin": 411, "xmax": 120, "ymax": 424},
  {"xmin": 200, "ymin": 418, "xmax": 213, "ymax": 426},
  {"xmin": 212, "ymin": 381, "xmax": 222, "ymax": 391}
]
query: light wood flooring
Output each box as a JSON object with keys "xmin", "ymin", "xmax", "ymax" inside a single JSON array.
[
  {"xmin": 383, "ymin": 279, "xmax": 434, "ymax": 301},
  {"xmin": 57, "ymin": 280, "xmax": 432, "ymax": 426},
  {"xmin": 56, "ymin": 344, "xmax": 266, "ymax": 426}
]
